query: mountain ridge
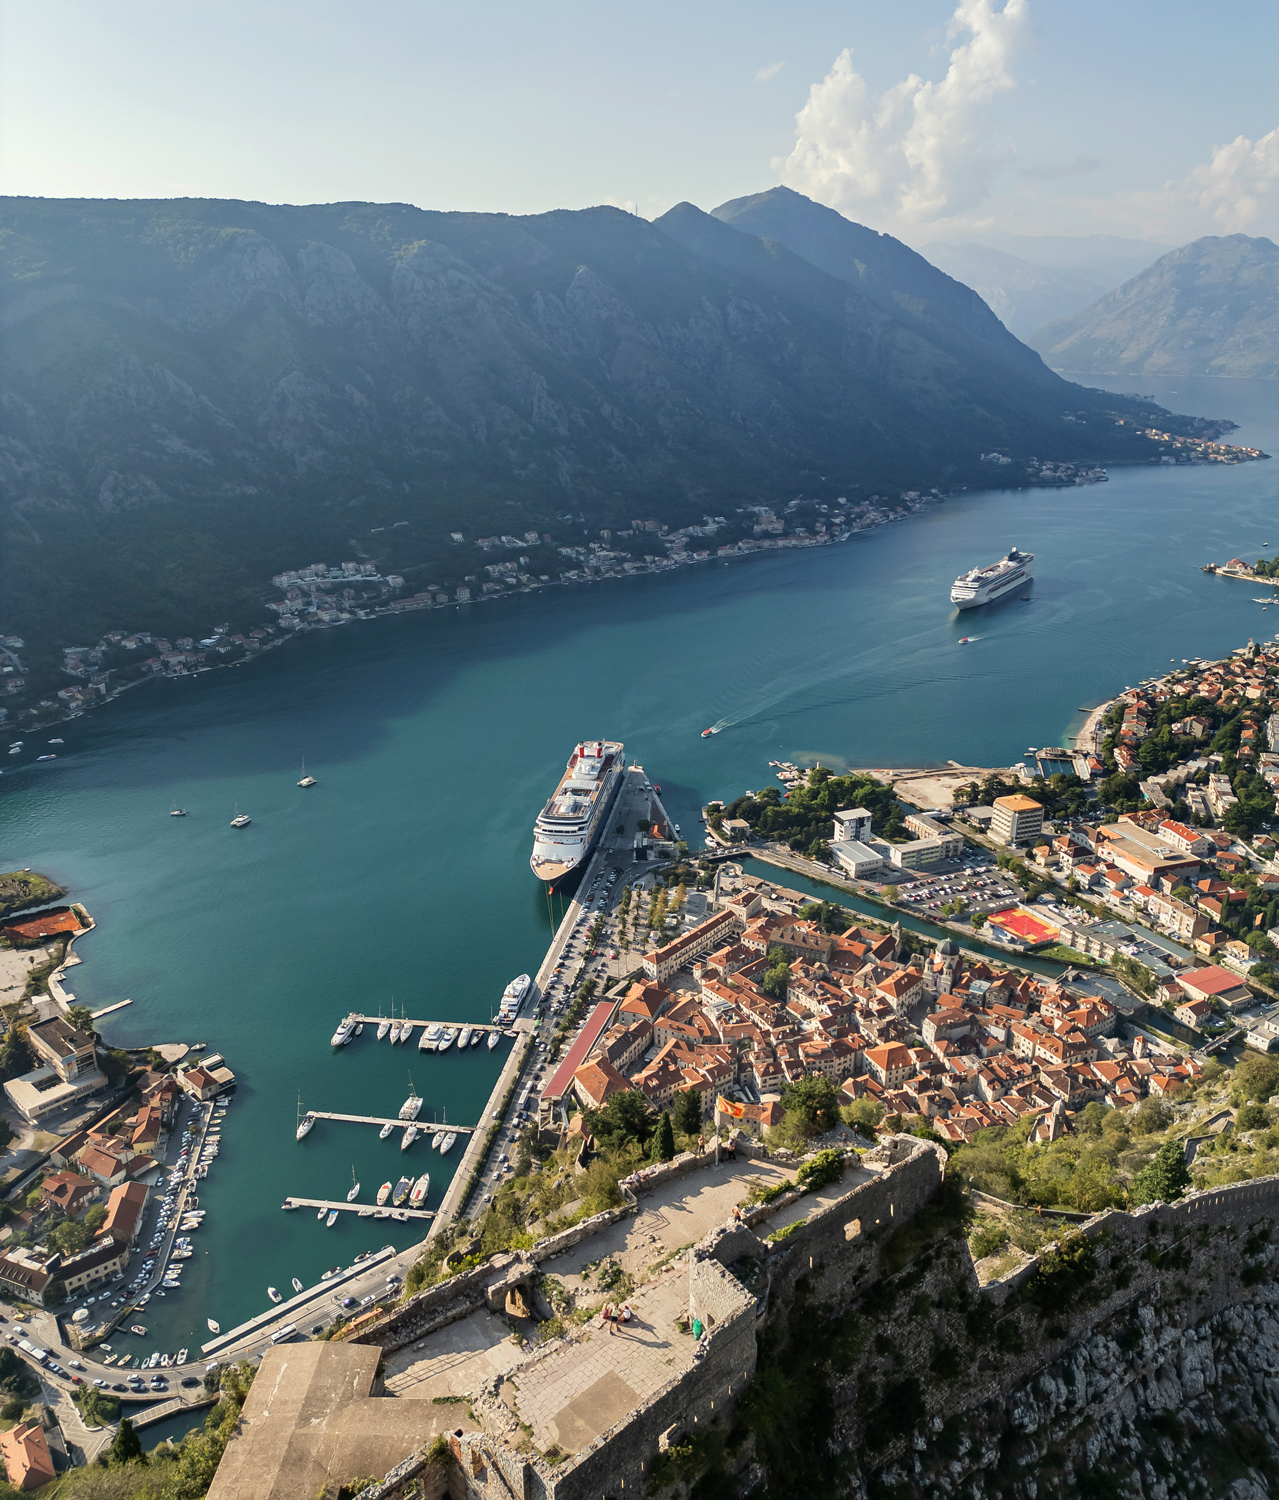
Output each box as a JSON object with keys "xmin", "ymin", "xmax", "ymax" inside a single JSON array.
[
  {"xmin": 1029, "ymin": 233, "xmax": 1279, "ymax": 378},
  {"xmin": 0, "ymin": 192, "xmax": 1238, "ymax": 694}
]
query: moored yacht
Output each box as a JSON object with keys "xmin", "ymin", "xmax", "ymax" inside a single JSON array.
[
  {"xmin": 376, "ymin": 1181, "xmax": 392, "ymax": 1205},
  {"xmin": 392, "ymin": 1176, "xmax": 412, "ymax": 1206},
  {"xmin": 487, "ymin": 1030, "xmax": 500, "ymax": 1050},
  {"xmin": 418, "ymin": 1025, "xmax": 435, "ymax": 1052},
  {"xmin": 296, "ymin": 1112, "xmax": 315, "ymax": 1141},
  {"xmin": 376, "ymin": 1016, "xmax": 391, "ymax": 1042},
  {"xmin": 409, "ymin": 1173, "xmax": 431, "ymax": 1208},
  {"xmin": 330, "ymin": 1014, "xmax": 357, "ymax": 1048},
  {"xmin": 437, "ymin": 1027, "xmax": 455, "ymax": 1053},
  {"xmin": 401, "ymin": 1124, "xmax": 419, "ymax": 1150},
  {"xmin": 439, "ymin": 1132, "xmax": 457, "ymax": 1155},
  {"xmin": 457, "ymin": 1026, "xmax": 473, "ymax": 1049}
]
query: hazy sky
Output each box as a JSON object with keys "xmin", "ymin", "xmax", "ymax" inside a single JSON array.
[{"xmin": 3, "ymin": 0, "xmax": 1277, "ymax": 246}]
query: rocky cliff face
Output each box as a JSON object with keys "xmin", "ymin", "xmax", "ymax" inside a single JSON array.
[{"xmin": 1029, "ymin": 235, "xmax": 1279, "ymax": 379}]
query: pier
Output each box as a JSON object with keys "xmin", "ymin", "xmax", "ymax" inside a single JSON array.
[
  {"xmin": 304, "ymin": 1111, "xmax": 476, "ymax": 1136},
  {"xmin": 349, "ymin": 1014, "xmax": 506, "ymax": 1033},
  {"xmin": 131, "ymin": 1392, "xmax": 217, "ymax": 1429},
  {"xmin": 282, "ymin": 1195, "xmax": 434, "ymax": 1221}
]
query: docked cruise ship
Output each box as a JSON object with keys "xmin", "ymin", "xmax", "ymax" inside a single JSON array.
[
  {"xmin": 530, "ymin": 740, "xmax": 625, "ymax": 882},
  {"xmin": 950, "ymin": 547, "xmax": 1034, "ymax": 609}
]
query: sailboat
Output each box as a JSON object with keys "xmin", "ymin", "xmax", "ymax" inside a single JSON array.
[
  {"xmin": 376, "ymin": 1010, "xmax": 391, "ymax": 1042},
  {"xmin": 346, "ymin": 1168, "xmax": 360, "ymax": 1202},
  {"xmin": 230, "ymin": 802, "xmax": 251, "ymax": 828},
  {"xmin": 297, "ymin": 758, "xmax": 317, "ymax": 788},
  {"xmin": 296, "ymin": 1097, "xmax": 315, "ymax": 1141},
  {"xmin": 170, "ymin": 802, "xmax": 187, "ymax": 817}
]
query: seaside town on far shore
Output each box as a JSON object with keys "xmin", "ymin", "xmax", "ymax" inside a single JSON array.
[{"xmin": 0, "ymin": 459, "xmax": 1166, "ymax": 735}]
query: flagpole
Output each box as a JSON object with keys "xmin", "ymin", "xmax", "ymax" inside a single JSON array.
[{"xmin": 714, "ymin": 1100, "xmax": 720, "ymax": 1166}]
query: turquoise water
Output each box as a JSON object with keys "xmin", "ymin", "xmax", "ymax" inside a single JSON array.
[{"xmin": 1, "ymin": 373, "xmax": 1276, "ymax": 1352}]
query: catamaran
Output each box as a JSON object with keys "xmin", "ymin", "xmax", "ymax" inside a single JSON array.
[
  {"xmin": 297, "ymin": 759, "xmax": 317, "ymax": 788},
  {"xmin": 418, "ymin": 1024, "xmax": 435, "ymax": 1052},
  {"xmin": 230, "ymin": 803, "xmax": 251, "ymax": 828},
  {"xmin": 398, "ymin": 1076, "xmax": 423, "ymax": 1120}
]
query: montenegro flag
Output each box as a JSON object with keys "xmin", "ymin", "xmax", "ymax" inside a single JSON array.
[{"xmin": 716, "ymin": 1095, "xmax": 745, "ymax": 1119}]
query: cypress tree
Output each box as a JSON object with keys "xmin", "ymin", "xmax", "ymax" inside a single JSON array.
[
  {"xmin": 109, "ymin": 1416, "xmax": 144, "ymax": 1466},
  {"xmin": 652, "ymin": 1112, "xmax": 675, "ymax": 1162}
]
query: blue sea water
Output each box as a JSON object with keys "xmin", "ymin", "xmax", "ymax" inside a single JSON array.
[{"xmin": 1, "ymin": 372, "xmax": 1276, "ymax": 1351}]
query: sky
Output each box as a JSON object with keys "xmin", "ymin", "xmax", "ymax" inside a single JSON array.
[{"xmin": 2, "ymin": 0, "xmax": 1278, "ymax": 248}]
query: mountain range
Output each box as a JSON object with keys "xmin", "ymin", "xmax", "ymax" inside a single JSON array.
[
  {"xmin": 0, "ymin": 189, "xmax": 1223, "ymax": 679},
  {"xmin": 1030, "ymin": 234, "xmax": 1279, "ymax": 378}
]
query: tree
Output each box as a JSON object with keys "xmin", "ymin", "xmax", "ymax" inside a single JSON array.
[
  {"xmin": 780, "ymin": 1075, "xmax": 840, "ymax": 1136},
  {"xmin": 584, "ymin": 1089, "xmax": 655, "ymax": 1148},
  {"xmin": 1131, "ymin": 1140, "xmax": 1192, "ymax": 1205},
  {"xmin": 672, "ymin": 1088, "xmax": 703, "ymax": 1137},
  {"xmin": 1233, "ymin": 1050, "xmax": 1279, "ymax": 1102},
  {"xmin": 841, "ymin": 1097, "xmax": 883, "ymax": 1137},
  {"xmin": 108, "ymin": 1416, "xmax": 145, "ymax": 1467},
  {"xmin": 762, "ymin": 945, "xmax": 790, "ymax": 1000},
  {"xmin": 0, "ymin": 1025, "xmax": 33, "ymax": 1084},
  {"xmin": 84, "ymin": 1203, "xmax": 107, "ymax": 1232},
  {"xmin": 651, "ymin": 1112, "xmax": 675, "ymax": 1162},
  {"xmin": 65, "ymin": 1004, "xmax": 97, "ymax": 1037},
  {"xmin": 49, "ymin": 1218, "xmax": 92, "ymax": 1254},
  {"xmin": 0, "ymin": 1348, "xmax": 34, "ymax": 1398}
]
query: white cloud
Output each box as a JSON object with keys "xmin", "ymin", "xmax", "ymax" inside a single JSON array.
[
  {"xmin": 755, "ymin": 62, "xmax": 785, "ymax": 83},
  {"xmin": 779, "ymin": 0, "xmax": 1033, "ymax": 230},
  {"xmin": 1186, "ymin": 127, "xmax": 1279, "ymax": 233}
]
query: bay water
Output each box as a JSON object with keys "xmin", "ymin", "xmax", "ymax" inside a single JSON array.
[{"xmin": 1, "ymin": 373, "xmax": 1276, "ymax": 1352}]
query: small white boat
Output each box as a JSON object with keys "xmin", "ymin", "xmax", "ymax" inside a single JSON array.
[
  {"xmin": 437, "ymin": 1027, "xmax": 455, "ymax": 1054},
  {"xmin": 346, "ymin": 1168, "xmax": 360, "ymax": 1202},
  {"xmin": 267, "ymin": 1287, "xmax": 282, "ymax": 1304},
  {"xmin": 326, "ymin": 1210, "xmax": 338, "ymax": 1227},
  {"xmin": 292, "ymin": 1277, "xmax": 304, "ymax": 1293},
  {"xmin": 379, "ymin": 1122, "xmax": 394, "ymax": 1140},
  {"xmin": 36, "ymin": 754, "xmax": 56, "ymax": 761},
  {"xmin": 470, "ymin": 1029, "xmax": 482, "ymax": 1048},
  {"xmin": 487, "ymin": 1030, "xmax": 499, "ymax": 1050},
  {"xmin": 48, "ymin": 738, "xmax": 63, "ymax": 744},
  {"xmin": 355, "ymin": 1022, "xmax": 363, "ymax": 1036},
  {"xmin": 457, "ymin": 1026, "xmax": 473, "ymax": 1049},
  {"xmin": 357, "ymin": 1207, "xmax": 374, "ymax": 1218},
  {"xmin": 401, "ymin": 1124, "xmax": 419, "ymax": 1150},
  {"xmin": 316, "ymin": 1206, "xmax": 327, "ymax": 1221},
  {"xmin": 376, "ymin": 1181, "xmax": 392, "ymax": 1205},
  {"xmin": 375, "ymin": 1207, "xmax": 390, "ymax": 1219},
  {"xmin": 392, "ymin": 1210, "xmax": 409, "ymax": 1223},
  {"xmin": 439, "ymin": 1132, "xmax": 457, "ymax": 1155},
  {"xmin": 170, "ymin": 805, "xmax": 187, "ymax": 817},
  {"xmin": 177, "ymin": 1349, "xmax": 188, "ymax": 1366}
]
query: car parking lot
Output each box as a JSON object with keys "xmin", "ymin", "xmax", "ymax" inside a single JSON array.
[{"xmin": 898, "ymin": 858, "xmax": 1022, "ymax": 916}]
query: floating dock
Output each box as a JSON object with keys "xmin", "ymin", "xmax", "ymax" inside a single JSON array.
[
  {"xmin": 303, "ymin": 1111, "xmax": 476, "ymax": 1136},
  {"xmin": 282, "ymin": 1195, "xmax": 434, "ymax": 1221}
]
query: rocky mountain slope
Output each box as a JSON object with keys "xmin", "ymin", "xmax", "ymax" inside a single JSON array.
[
  {"xmin": 0, "ymin": 194, "xmax": 1222, "ymax": 661},
  {"xmin": 1029, "ymin": 234, "xmax": 1279, "ymax": 378}
]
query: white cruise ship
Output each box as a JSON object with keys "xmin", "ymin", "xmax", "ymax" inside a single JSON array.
[
  {"xmin": 530, "ymin": 740, "xmax": 625, "ymax": 882},
  {"xmin": 950, "ymin": 547, "xmax": 1034, "ymax": 610}
]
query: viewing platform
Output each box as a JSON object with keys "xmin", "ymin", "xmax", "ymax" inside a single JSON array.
[
  {"xmin": 304, "ymin": 1111, "xmax": 476, "ymax": 1135},
  {"xmin": 282, "ymin": 1195, "xmax": 434, "ymax": 1221}
]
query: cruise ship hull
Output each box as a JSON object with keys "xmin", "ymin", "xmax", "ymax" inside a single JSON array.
[
  {"xmin": 530, "ymin": 740, "xmax": 625, "ymax": 882},
  {"xmin": 951, "ymin": 554, "xmax": 1034, "ymax": 610}
]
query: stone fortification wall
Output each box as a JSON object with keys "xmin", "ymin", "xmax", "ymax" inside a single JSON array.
[{"xmin": 453, "ymin": 1257, "xmax": 758, "ymax": 1500}]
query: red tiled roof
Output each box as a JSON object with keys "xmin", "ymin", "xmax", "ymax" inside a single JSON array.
[{"xmin": 542, "ymin": 1001, "xmax": 617, "ymax": 1101}]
